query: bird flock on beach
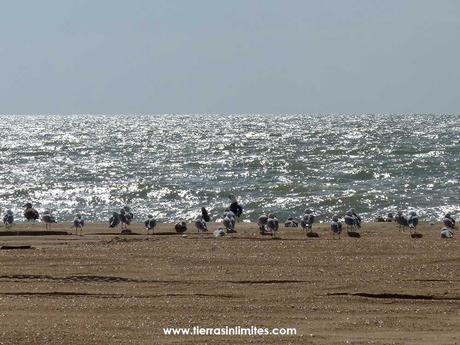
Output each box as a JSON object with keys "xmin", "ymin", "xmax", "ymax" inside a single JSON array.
[{"xmin": 1, "ymin": 195, "xmax": 457, "ymax": 239}]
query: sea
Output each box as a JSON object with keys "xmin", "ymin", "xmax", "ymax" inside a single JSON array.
[{"xmin": 0, "ymin": 114, "xmax": 458, "ymax": 223}]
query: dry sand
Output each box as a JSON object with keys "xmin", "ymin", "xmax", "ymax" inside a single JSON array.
[{"xmin": 0, "ymin": 221, "xmax": 458, "ymax": 344}]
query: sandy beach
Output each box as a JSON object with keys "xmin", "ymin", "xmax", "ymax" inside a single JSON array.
[{"xmin": 0, "ymin": 221, "xmax": 458, "ymax": 344}]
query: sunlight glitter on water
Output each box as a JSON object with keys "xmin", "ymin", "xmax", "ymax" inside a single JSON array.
[{"xmin": 0, "ymin": 114, "xmax": 458, "ymax": 222}]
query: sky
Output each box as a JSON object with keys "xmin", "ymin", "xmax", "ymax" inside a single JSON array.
[{"xmin": 0, "ymin": 0, "xmax": 459, "ymax": 114}]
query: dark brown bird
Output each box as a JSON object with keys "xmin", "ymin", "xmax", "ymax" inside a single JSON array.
[
  {"xmin": 23, "ymin": 203, "xmax": 39, "ymax": 222},
  {"xmin": 175, "ymin": 220, "xmax": 187, "ymax": 233}
]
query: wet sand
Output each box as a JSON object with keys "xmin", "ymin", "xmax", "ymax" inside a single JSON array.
[{"xmin": 0, "ymin": 221, "xmax": 458, "ymax": 344}]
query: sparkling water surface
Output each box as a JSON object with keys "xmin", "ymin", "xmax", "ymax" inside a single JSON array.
[{"xmin": 0, "ymin": 114, "xmax": 458, "ymax": 222}]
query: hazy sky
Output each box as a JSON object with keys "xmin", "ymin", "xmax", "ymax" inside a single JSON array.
[{"xmin": 1, "ymin": 0, "xmax": 459, "ymax": 114}]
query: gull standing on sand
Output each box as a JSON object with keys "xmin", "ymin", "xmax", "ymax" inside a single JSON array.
[
  {"xmin": 301, "ymin": 209, "xmax": 315, "ymax": 233},
  {"xmin": 441, "ymin": 213, "xmax": 454, "ymax": 239},
  {"xmin": 443, "ymin": 213, "xmax": 456, "ymax": 229},
  {"xmin": 266, "ymin": 214, "xmax": 279, "ymax": 239},
  {"xmin": 3, "ymin": 210, "xmax": 14, "ymax": 229},
  {"xmin": 407, "ymin": 211, "xmax": 419, "ymax": 234},
  {"xmin": 23, "ymin": 203, "xmax": 39, "ymax": 223},
  {"xmin": 145, "ymin": 215, "xmax": 157, "ymax": 234},
  {"xmin": 331, "ymin": 215, "xmax": 342, "ymax": 239},
  {"xmin": 350, "ymin": 209, "xmax": 362, "ymax": 227},
  {"xmin": 344, "ymin": 210, "xmax": 359, "ymax": 232},
  {"xmin": 73, "ymin": 214, "xmax": 84, "ymax": 236},
  {"xmin": 201, "ymin": 207, "xmax": 211, "ymax": 222},
  {"xmin": 395, "ymin": 210, "xmax": 409, "ymax": 231},
  {"xmin": 109, "ymin": 212, "xmax": 121, "ymax": 228},
  {"xmin": 42, "ymin": 210, "xmax": 57, "ymax": 230},
  {"xmin": 120, "ymin": 206, "xmax": 133, "ymax": 230},
  {"xmin": 222, "ymin": 209, "xmax": 236, "ymax": 233},
  {"xmin": 386, "ymin": 213, "xmax": 394, "ymax": 222},
  {"xmin": 228, "ymin": 195, "xmax": 243, "ymax": 219},
  {"xmin": 257, "ymin": 214, "xmax": 269, "ymax": 235},
  {"xmin": 194, "ymin": 215, "xmax": 208, "ymax": 232}
]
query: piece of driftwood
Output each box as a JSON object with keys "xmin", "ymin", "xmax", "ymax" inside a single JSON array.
[
  {"xmin": 0, "ymin": 231, "xmax": 69, "ymax": 236},
  {"xmin": 1, "ymin": 245, "xmax": 33, "ymax": 250}
]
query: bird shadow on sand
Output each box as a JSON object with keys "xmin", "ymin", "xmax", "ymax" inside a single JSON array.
[
  {"xmin": 222, "ymin": 236, "xmax": 334, "ymax": 242},
  {"xmin": 411, "ymin": 233, "xmax": 423, "ymax": 239},
  {"xmin": 347, "ymin": 231, "xmax": 361, "ymax": 238},
  {"xmin": 306, "ymin": 232, "xmax": 320, "ymax": 238},
  {"xmin": 93, "ymin": 231, "xmax": 142, "ymax": 236}
]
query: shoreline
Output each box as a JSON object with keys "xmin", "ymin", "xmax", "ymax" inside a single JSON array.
[{"xmin": 0, "ymin": 221, "xmax": 450, "ymax": 238}]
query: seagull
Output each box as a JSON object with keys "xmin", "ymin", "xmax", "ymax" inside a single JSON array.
[
  {"xmin": 119, "ymin": 206, "xmax": 133, "ymax": 230},
  {"xmin": 145, "ymin": 215, "xmax": 157, "ymax": 234},
  {"xmin": 441, "ymin": 227, "xmax": 454, "ymax": 239},
  {"xmin": 109, "ymin": 212, "xmax": 121, "ymax": 228},
  {"xmin": 194, "ymin": 215, "xmax": 208, "ymax": 232},
  {"xmin": 3, "ymin": 210, "xmax": 14, "ymax": 229},
  {"xmin": 222, "ymin": 209, "xmax": 236, "ymax": 233},
  {"xmin": 213, "ymin": 227, "xmax": 226, "ymax": 237},
  {"xmin": 266, "ymin": 214, "xmax": 279, "ymax": 238},
  {"xmin": 201, "ymin": 207, "xmax": 211, "ymax": 222},
  {"xmin": 407, "ymin": 211, "xmax": 419, "ymax": 234},
  {"xmin": 349, "ymin": 208, "xmax": 362, "ymax": 228},
  {"xmin": 257, "ymin": 214, "xmax": 269, "ymax": 235},
  {"xmin": 284, "ymin": 217, "xmax": 298, "ymax": 227},
  {"xmin": 301, "ymin": 209, "xmax": 315, "ymax": 233},
  {"xmin": 175, "ymin": 219, "xmax": 187, "ymax": 233},
  {"xmin": 440, "ymin": 213, "xmax": 455, "ymax": 238},
  {"xmin": 375, "ymin": 216, "xmax": 386, "ymax": 222},
  {"xmin": 41, "ymin": 210, "xmax": 57, "ymax": 230},
  {"xmin": 443, "ymin": 213, "xmax": 456, "ymax": 229},
  {"xmin": 23, "ymin": 203, "xmax": 39, "ymax": 223},
  {"xmin": 395, "ymin": 210, "xmax": 409, "ymax": 231},
  {"xmin": 386, "ymin": 213, "xmax": 394, "ymax": 222},
  {"xmin": 73, "ymin": 214, "xmax": 84, "ymax": 236},
  {"xmin": 344, "ymin": 210, "xmax": 359, "ymax": 232},
  {"xmin": 331, "ymin": 215, "xmax": 342, "ymax": 239},
  {"xmin": 228, "ymin": 195, "xmax": 243, "ymax": 218}
]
